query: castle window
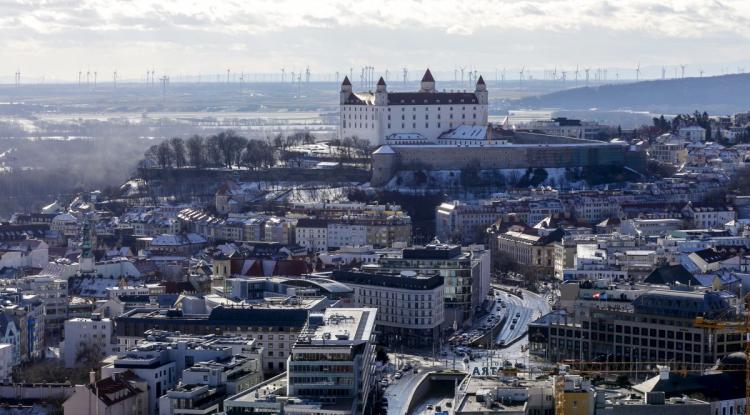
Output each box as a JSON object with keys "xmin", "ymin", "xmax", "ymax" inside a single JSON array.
[
  {"xmin": 425, "ymin": 123, "xmax": 429, "ymax": 128},
  {"xmin": 388, "ymin": 123, "xmax": 391, "ymax": 129},
  {"xmin": 425, "ymin": 115, "xmax": 429, "ymax": 120},
  {"xmin": 438, "ymin": 123, "xmax": 441, "ymax": 128},
  {"xmin": 401, "ymin": 115, "xmax": 404, "ymax": 120},
  {"xmin": 473, "ymin": 114, "xmax": 477, "ymax": 119},
  {"xmin": 412, "ymin": 123, "xmax": 416, "ymax": 128},
  {"xmin": 402, "ymin": 123, "xmax": 405, "ymax": 128}
]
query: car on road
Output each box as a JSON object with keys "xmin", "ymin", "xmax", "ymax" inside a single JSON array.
[
  {"xmin": 427, "ymin": 405, "xmax": 434, "ymax": 410},
  {"xmin": 516, "ymin": 312, "xmax": 521, "ymax": 317},
  {"xmin": 510, "ymin": 324, "xmax": 515, "ymax": 329},
  {"xmin": 515, "ymin": 362, "xmax": 526, "ymax": 369},
  {"xmin": 394, "ymin": 372, "xmax": 402, "ymax": 379}
]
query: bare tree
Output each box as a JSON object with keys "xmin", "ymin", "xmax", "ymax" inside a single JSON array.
[
  {"xmin": 156, "ymin": 141, "xmax": 174, "ymax": 168},
  {"xmin": 170, "ymin": 137, "xmax": 187, "ymax": 168},
  {"xmin": 205, "ymin": 135, "xmax": 223, "ymax": 167},
  {"xmin": 186, "ymin": 135, "xmax": 205, "ymax": 167}
]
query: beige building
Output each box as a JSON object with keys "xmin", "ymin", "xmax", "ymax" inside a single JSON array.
[
  {"xmin": 649, "ymin": 136, "xmax": 688, "ymax": 165},
  {"xmin": 494, "ymin": 228, "xmax": 564, "ymax": 279}
]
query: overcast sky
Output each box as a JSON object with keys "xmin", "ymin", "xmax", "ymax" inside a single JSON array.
[{"xmin": 2, "ymin": 0, "xmax": 750, "ymax": 82}]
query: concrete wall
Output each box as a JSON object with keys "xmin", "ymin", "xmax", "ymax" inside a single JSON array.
[{"xmin": 0, "ymin": 383, "xmax": 74, "ymax": 401}]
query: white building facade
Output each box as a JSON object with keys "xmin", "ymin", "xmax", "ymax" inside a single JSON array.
[
  {"xmin": 339, "ymin": 69, "xmax": 489, "ymax": 145},
  {"xmin": 62, "ymin": 315, "xmax": 113, "ymax": 368}
]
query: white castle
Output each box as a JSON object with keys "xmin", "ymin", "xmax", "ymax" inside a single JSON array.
[{"xmin": 339, "ymin": 69, "xmax": 489, "ymax": 145}]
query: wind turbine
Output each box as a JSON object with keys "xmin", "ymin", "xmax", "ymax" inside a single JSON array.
[
  {"xmin": 574, "ymin": 65, "xmax": 579, "ymax": 85},
  {"xmin": 561, "ymin": 71, "xmax": 567, "ymax": 83},
  {"xmin": 661, "ymin": 67, "xmax": 666, "ymax": 80},
  {"xmin": 635, "ymin": 62, "xmax": 641, "ymax": 81},
  {"xmin": 680, "ymin": 64, "xmax": 686, "ymax": 79},
  {"xmin": 519, "ymin": 66, "xmax": 526, "ymax": 87},
  {"xmin": 281, "ymin": 68, "xmax": 285, "ymax": 83},
  {"xmin": 584, "ymin": 68, "xmax": 590, "ymax": 85},
  {"xmin": 402, "ymin": 67, "xmax": 408, "ymax": 86}
]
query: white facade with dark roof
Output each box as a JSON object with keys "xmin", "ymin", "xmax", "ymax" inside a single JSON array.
[{"xmin": 339, "ymin": 69, "xmax": 489, "ymax": 145}]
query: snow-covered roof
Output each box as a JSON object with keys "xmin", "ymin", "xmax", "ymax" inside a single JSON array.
[
  {"xmin": 373, "ymin": 145, "xmax": 395, "ymax": 155},
  {"xmin": 52, "ymin": 213, "xmax": 77, "ymax": 223},
  {"xmin": 41, "ymin": 201, "xmax": 64, "ymax": 214},
  {"xmin": 438, "ymin": 125, "xmax": 488, "ymax": 140}
]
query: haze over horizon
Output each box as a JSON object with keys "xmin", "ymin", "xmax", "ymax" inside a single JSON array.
[{"xmin": 2, "ymin": 0, "xmax": 750, "ymax": 83}]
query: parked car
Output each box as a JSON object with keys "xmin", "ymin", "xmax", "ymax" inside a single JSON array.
[{"xmin": 394, "ymin": 372, "xmax": 402, "ymax": 379}]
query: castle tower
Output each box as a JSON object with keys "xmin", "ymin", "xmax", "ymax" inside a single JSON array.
[
  {"xmin": 375, "ymin": 76, "xmax": 387, "ymax": 105},
  {"xmin": 419, "ymin": 69, "xmax": 436, "ymax": 92},
  {"xmin": 340, "ymin": 76, "xmax": 352, "ymax": 104},
  {"xmin": 475, "ymin": 75, "xmax": 488, "ymax": 105},
  {"xmin": 79, "ymin": 216, "xmax": 95, "ymax": 274}
]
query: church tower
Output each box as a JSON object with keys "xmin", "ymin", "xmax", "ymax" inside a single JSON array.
[{"xmin": 419, "ymin": 69, "xmax": 436, "ymax": 92}]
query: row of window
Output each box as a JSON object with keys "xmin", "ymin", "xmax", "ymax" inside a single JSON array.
[{"xmin": 344, "ymin": 105, "xmax": 477, "ymax": 112}]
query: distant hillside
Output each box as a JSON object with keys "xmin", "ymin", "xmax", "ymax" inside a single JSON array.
[{"xmin": 514, "ymin": 73, "xmax": 750, "ymax": 115}]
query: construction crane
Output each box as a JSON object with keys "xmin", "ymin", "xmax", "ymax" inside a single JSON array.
[{"xmin": 693, "ymin": 294, "xmax": 750, "ymax": 415}]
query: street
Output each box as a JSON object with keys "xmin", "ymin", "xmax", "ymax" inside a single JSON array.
[{"xmin": 381, "ymin": 286, "xmax": 554, "ymax": 414}]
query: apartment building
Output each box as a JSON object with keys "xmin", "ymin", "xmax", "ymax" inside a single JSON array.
[
  {"xmin": 330, "ymin": 269, "xmax": 444, "ymax": 346},
  {"xmin": 376, "ymin": 243, "xmax": 490, "ymax": 329}
]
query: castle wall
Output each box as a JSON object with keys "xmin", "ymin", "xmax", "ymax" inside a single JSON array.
[{"xmin": 371, "ymin": 143, "xmax": 635, "ymax": 185}]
